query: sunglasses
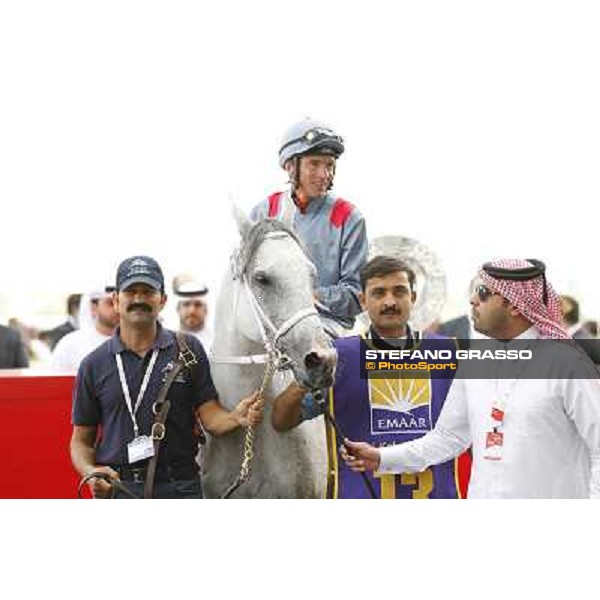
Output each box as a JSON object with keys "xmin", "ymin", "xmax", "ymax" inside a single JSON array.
[{"xmin": 474, "ymin": 284, "xmax": 500, "ymax": 302}]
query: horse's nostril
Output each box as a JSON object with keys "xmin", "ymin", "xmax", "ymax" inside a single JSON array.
[{"xmin": 304, "ymin": 352, "xmax": 323, "ymax": 369}]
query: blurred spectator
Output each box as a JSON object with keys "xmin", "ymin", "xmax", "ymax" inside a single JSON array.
[
  {"xmin": 172, "ymin": 273, "xmax": 213, "ymax": 352},
  {"xmin": 7, "ymin": 318, "xmax": 52, "ymax": 366},
  {"xmin": 561, "ymin": 295, "xmax": 600, "ymax": 364},
  {"xmin": 433, "ymin": 278, "xmax": 487, "ymax": 347},
  {"xmin": 583, "ymin": 320, "xmax": 599, "ymax": 338},
  {"xmin": 0, "ymin": 323, "xmax": 29, "ymax": 369},
  {"xmin": 436, "ymin": 314, "xmax": 471, "ymax": 340},
  {"xmin": 42, "ymin": 293, "xmax": 82, "ymax": 350},
  {"xmin": 561, "ymin": 295, "xmax": 593, "ymax": 338},
  {"xmin": 51, "ymin": 289, "xmax": 118, "ymax": 373}
]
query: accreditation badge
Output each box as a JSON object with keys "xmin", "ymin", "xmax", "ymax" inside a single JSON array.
[
  {"xmin": 127, "ymin": 435, "xmax": 155, "ymax": 464},
  {"xmin": 483, "ymin": 430, "xmax": 504, "ymax": 461}
]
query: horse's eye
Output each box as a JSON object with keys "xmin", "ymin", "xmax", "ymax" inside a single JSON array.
[{"xmin": 253, "ymin": 272, "xmax": 270, "ymax": 286}]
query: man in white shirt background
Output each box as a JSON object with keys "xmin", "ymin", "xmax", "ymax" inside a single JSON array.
[
  {"xmin": 51, "ymin": 288, "xmax": 119, "ymax": 373},
  {"xmin": 172, "ymin": 273, "xmax": 213, "ymax": 352},
  {"xmin": 343, "ymin": 258, "xmax": 600, "ymax": 499},
  {"xmin": 560, "ymin": 294, "xmax": 600, "ymax": 364}
]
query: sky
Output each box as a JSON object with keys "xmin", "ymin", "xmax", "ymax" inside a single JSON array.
[{"xmin": 1, "ymin": 1, "xmax": 599, "ymax": 327}]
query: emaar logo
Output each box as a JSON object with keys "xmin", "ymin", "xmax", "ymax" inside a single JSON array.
[{"xmin": 369, "ymin": 375, "xmax": 432, "ymax": 435}]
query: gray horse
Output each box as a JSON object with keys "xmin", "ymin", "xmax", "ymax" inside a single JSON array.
[{"xmin": 202, "ymin": 209, "xmax": 336, "ymax": 498}]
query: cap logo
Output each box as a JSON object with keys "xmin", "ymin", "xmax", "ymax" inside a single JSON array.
[{"xmin": 127, "ymin": 259, "xmax": 152, "ymax": 277}]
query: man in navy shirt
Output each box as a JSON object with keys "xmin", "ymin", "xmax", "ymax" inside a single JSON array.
[{"xmin": 70, "ymin": 255, "xmax": 262, "ymax": 499}]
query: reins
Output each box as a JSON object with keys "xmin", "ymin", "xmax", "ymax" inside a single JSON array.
[
  {"xmin": 77, "ymin": 471, "xmax": 140, "ymax": 499},
  {"xmin": 220, "ymin": 354, "xmax": 278, "ymax": 499},
  {"xmin": 314, "ymin": 390, "xmax": 378, "ymax": 499}
]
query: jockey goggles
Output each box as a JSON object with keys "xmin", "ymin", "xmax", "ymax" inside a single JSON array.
[{"xmin": 280, "ymin": 127, "xmax": 344, "ymax": 156}]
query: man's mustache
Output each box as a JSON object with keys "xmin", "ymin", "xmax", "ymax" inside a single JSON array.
[
  {"xmin": 128, "ymin": 303, "xmax": 152, "ymax": 313},
  {"xmin": 380, "ymin": 307, "xmax": 400, "ymax": 315}
]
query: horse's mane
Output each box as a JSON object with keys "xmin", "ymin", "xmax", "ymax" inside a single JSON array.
[{"xmin": 236, "ymin": 218, "xmax": 307, "ymax": 276}]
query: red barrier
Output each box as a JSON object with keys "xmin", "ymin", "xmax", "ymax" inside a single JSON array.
[{"xmin": 0, "ymin": 371, "xmax": 78, "ymax": 499}]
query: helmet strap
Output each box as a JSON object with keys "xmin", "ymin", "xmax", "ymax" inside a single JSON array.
[
  {"xmin": 288, "ymin": 156, "xmax": 300, "ymax": 196},
  {"xmin": 327, "ymin": 161, "xmax": 336, "ymax": 191}
]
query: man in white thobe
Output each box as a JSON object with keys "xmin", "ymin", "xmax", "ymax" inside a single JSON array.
[
  {"xmin": 343, "ymin": 258, "xmax": 600, "ymax": 499},
  {"xmin": 172, "ymin": 274, "xmax": 213, "ymax": 352},
  {"xmin": 51, "ymin": 288, "xmax": 119, "ymax": 373}
]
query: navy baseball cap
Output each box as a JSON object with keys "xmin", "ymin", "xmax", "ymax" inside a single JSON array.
[{"xmin": 116, "ymin": 256, "xmax": 165, "ymax": 292}]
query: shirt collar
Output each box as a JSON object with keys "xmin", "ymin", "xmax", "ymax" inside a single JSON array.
[
  {"xmin": 305, "ymin": 195, "xmax": 327, "ymax": 212},
  {"xmin": 515, "ymin": 326, "xmax": 540, "ymax": 340},
  {"xmin": 292, "ymin": 193, "xmax": 328, "ymax": 214},
  {"xmin": 495, "ymin": 326, "xmax": 540, "ymax": 348},
  {"xmin": 369, "ymin": 326, "xmax": 413, "ymax": 350},
  {"xmin": 108, "ymin": 322, "xmax": 174, "ymax": 355}
]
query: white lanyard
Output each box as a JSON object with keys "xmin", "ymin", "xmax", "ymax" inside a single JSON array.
[
  {"xmin": 487, "ymin": 338, "xmax": 538, "ymax": 455},
  {"xmin": 492, "ymin": 338, "xmax": 534, "ymax": 423},
  {"xmin": 116, "ymin": 349, "xmax": 159, "ymax": 438}
]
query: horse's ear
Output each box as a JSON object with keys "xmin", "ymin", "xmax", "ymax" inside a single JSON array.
[{"xmin": 232, "ymin": 204, "xmax": 252, "ymax": 239}]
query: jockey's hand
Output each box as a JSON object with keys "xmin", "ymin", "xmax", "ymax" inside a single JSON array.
[
  {"xmin": 340, "ymin": 439, "xmax": 381, "ymax": 473},
  {"xmin": 86, "ymin": 465, "xmax": 120, "ymax": 499},
  {"xmin": 234, "ymin": 391, "xmax": 263, "ymax": 428}
]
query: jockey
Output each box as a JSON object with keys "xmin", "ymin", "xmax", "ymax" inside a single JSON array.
[{"xmin": 250, "ymin": 118, "xmax": 368, "ymax": 335}]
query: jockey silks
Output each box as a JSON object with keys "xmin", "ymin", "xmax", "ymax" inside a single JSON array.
[{"xmin": 250, "ymin": 191, "xmax": 368, "ymax": 324}]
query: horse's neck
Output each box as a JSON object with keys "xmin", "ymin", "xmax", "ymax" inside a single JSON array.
[
  {"xmin": 212, "ymin": 275, "xmax": 263, "ymax": 356},
  {"xmin": 210, "ymin": 275, "xmax": 267, "ymax": 406}
]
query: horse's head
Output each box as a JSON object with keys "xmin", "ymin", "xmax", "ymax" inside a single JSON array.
[{"xmin": 232, "ymin": 209, "xmax": 336, "ymax": 390}]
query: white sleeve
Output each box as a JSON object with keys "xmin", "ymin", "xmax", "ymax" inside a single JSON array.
[
  {"xmin": 562, "ymin": 361, "xmax": 600, "ymax": 499},
  {"xmin": 378, "ymin": 376, "xmax": 472, "ymax": 474},
  {"xmin": 50, "ymin": 335, "xmax": 76, "ymax": 373}
]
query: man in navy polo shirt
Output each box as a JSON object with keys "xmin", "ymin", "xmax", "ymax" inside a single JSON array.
[{"xmin": 70, "ymin": 255, "xmax": 262, "ymax": 499}]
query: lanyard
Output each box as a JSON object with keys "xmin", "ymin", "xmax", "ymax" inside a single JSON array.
[
  {"xmin": 490, "ymin": 338, "xmax": 535, "ymax": 429},
  {"xmin": 116, "ymin": 349, "xmax": 159, "ymax": 438}
]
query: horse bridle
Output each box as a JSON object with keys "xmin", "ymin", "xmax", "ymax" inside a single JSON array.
[{"xmin": 210, "ymin": 231, "xmax": 319, "ymax": 372}]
